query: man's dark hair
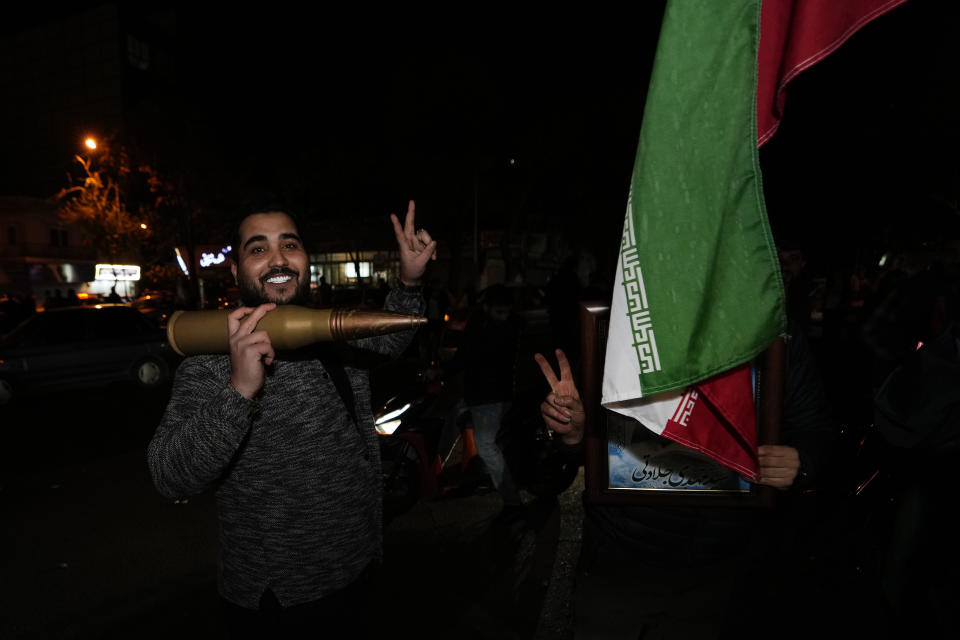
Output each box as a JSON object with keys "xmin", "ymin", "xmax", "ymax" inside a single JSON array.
[{"xmin": 229, "ymin": 202, "xmax": 305, "ymax": 262}]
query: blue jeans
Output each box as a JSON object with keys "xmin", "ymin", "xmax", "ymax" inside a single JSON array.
[{"xmin": 469, "ymin": 401, "xmax": 521, "ymax": 506}]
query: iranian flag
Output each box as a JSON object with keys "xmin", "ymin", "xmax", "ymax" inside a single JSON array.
[{"xmin": 601, "ymin": 0, "xmax": 907, "ymax": 480}]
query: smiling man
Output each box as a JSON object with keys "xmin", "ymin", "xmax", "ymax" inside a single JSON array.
[
  {"xmin": 231, "ymin": 209, "xmax": 311, "ymax": 307},
  {"xmin": 148, "ymin": 201, "xmax": 435, "ymax": 637}
]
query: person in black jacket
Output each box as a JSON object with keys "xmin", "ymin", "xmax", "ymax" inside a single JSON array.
[
  {"xmin": 443, "ymin": 284, "xmax": 524, "ymax": 510},
  {"xmin": 535, "ymin": 321, "xmax": 835, "ymax": 639}
]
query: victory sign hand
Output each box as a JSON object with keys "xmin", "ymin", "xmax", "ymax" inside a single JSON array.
[
  {"xmin": 390, "ymin": 200, "xmax": 437, "ymax": 286},
  {"xmin": 534, "ymin": 349, "xmax": 586, "ymax": 446}
]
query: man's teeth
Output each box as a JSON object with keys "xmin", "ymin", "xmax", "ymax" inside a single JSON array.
[{"xmin": 266, "ymin": 275, "xmax": 292, "ymax": 284}]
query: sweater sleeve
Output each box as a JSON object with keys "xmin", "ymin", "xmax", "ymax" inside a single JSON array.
[
  {"xmin": 348, "ymin": 286, "xmax": 425, "ymax": 358},
  {"xmin": 147, "ymin": 357, "xmax": 257, "ymax": 499}
]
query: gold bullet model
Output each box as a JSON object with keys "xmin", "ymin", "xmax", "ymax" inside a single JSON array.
[{"xmin": 166, "ymin": 306, "xmax": 428, "ymax": 356}]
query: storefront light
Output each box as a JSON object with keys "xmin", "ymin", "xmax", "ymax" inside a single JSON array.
[
  {"xmin": 344, "ymin": 261, "xmax": 372, "ymax": 279},
  {"xmin": 95, "ymin": 264, "xmax": 141, "ymax": 281}
]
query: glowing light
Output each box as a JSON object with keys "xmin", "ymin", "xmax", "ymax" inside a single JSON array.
[
  {"xmin": 375, "ymin": 403, "xmax": 411, "ymax": 426},
  {"xmin": 200, "ymin": 252, "xmax": 226, "ymax": 267},
  {"xmin": 175, "ymin": 248, "xmax": 189, "ymax": 276},
  {"xmin": 199, "ymin": 245, "xmax": 232, "ymax": 269},
  {"xmin": 84, "ymin": 137, "xmax": 98, "ymax": 150},
  {"xmin": 443, "ymin": 314, "xmax": 450, "ymax": 322},
  {"xmin": 77, "ymin": 292, "xmax": 90, "ymax": 299},
  {"xmin": 344, "ymin": 261, "xmax": 371, "ymax": 279},
  {"xmin": 95, "ymin": 264, "xmax": 141, "ymax": 281},
  {"xmin": 140, "ymin": 223, "xmax": 148, "ymax": 230},
  {"xmin": 375, "ymin": 420, "xmax": 402, "ymax": 435}
]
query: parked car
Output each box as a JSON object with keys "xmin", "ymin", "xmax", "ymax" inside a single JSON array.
[
  {"xmin": 0, "ymin": 305, "xmax": 180, "ymax": 404},
  {"xmin": 131, "ymin": 290, "xmax": 180, "ymax": 328}
]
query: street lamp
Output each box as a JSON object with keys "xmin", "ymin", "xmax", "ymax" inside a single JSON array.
[{"xmin": 84, "ymin": 137, "xmax": 98, "ymax": 151}]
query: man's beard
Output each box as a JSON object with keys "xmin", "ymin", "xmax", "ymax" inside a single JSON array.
[{"xmin": 237, "ymin": 267, "xmax": 311, "ymax": 307}]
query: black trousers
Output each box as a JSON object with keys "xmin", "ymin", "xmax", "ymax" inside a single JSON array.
[{"xmin": 220, "ymin": 574, "xmax": 373, "ymax": 640}]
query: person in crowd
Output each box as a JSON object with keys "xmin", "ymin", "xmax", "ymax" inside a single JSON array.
[
  {"xmin": 862, "ymin": 250, "xmax": 947, "ymax": 387},
  {"xmin": 868, "ymin": 253, "xmax": 959, "ymax": 637},
  {"xmin": 535, "ymin": 317, "xmax": 835, "ymax": 639},
  {"xmin": 148, "ymin": 200, "xmax": 435, "ymax": 637},
  {"xmin": 873, "ymin": 318, "xmax": 960, "ymax": 638},
  {"xmin": 316, "ymin": 275, "xmax": 332, "ymax": 306},
  {"xmin": 442, "ymin": 284, "xmax": 525, "ymax": 515}
]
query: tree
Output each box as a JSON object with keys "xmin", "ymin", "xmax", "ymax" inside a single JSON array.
[
  {"xmin": 56, "ymin": 143, "xmax": 155, "ymax": 264},
  {"xmin": 54, "ymin": 140, "xmax": 211, "ymax": 307}
]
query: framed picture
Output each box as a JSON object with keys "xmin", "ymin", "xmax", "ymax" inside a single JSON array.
[{"xmin": 578, "ymin": 302, "xmax": 784, "ymax": 507}]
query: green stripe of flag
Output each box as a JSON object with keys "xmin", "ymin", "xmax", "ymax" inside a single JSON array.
[{"xmin": 619, "ymin": 0, "xmax": 785, "ymax": 395}]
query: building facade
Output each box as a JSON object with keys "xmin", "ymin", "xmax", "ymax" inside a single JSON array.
[{"xmin": 0, "ymin": 197, "xmax": 97, "ymax": 304}]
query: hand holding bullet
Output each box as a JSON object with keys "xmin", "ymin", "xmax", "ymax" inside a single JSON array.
[{"xmin": 166, "ymin": 306, "xmax": 427, "ymax": 356}]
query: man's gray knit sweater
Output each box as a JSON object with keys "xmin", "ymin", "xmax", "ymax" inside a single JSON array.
[{"xmin": 147, "ymin": 289, "xmax": 423, "ymax": 609}]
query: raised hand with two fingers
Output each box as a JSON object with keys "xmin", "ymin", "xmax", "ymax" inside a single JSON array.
[
  {"xmin": 534, "ymin": 349, "xmax": 586, "ymax": 446},
  {"xmin": 389, "ymin": 200, "xmax": 437, "ymax": 287}
]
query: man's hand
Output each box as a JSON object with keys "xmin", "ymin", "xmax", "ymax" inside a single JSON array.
[
  {"xmin": 390, "ymin": 200, "xmax": 437, "ymax": 286},
  {"xmin": 757, "ymin": 445, "xmax": 801, "ymax": 489},
  {"xmin": 534, "ymin": 349, "xmax": 586, "ymax": 446},
  {"xmin": 227, "ymin": 303, "xmax": 276, "ymax": 400}
]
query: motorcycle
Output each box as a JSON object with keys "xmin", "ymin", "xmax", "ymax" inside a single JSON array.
[
  {"xmin": 375, "ymin": 364, "xmax": 580, "ymax": 524},
  {"xmin": 375, "ymin": 365, "xmax": 451, "ymax": 524}
]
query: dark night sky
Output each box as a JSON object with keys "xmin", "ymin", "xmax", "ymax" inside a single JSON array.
[
  {"xmin": 5, "ymin": 1, "xmax": 958, "ymax": 273},
  {"xmin": 759, "ymin": 0, "xmax": 959, "ymax": 269},
  {"xmin": 164, "ymin": 5, "xmax": 669, "ymax": 253},
  {"xmin": 170, "ymin": 1, "xmax": 959, "ymax": 270}
]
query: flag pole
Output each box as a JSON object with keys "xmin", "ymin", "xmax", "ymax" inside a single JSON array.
[
  {"xmin": 755, "ymin": 336, "xmax": 786, "ymax": 506},
  {"xmin": 579, "ymin": 301, "xmax": 610, "ymax": 502}
]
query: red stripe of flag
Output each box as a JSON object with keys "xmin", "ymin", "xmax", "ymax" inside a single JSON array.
[
  {"xmin": 667, "ymin": 365, "xmax": 760, "ymax": 482},
  {"xmin": 757, "ymin": 0, "xmax": 910, "ymax": 146},
  {"xmin": 679, "ymin": 0, "xmax": 909, "ymax": 478}
]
